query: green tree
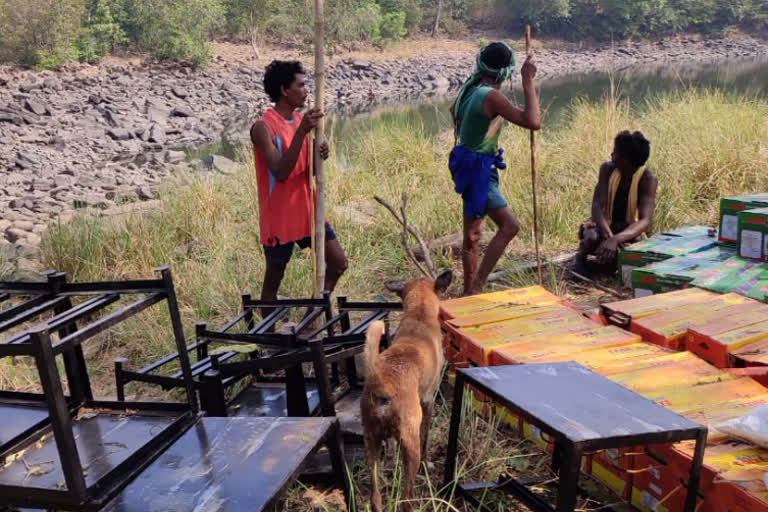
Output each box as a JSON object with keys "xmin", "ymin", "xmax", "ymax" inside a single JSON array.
[
  {"xmin": 0, "ymin": 0, "xmax": 85, "ymax": 68},
  {"xmin": 77, "ymin": 0, "xmax": 127, "ymax": 62},
  {"xmin": 133, "ymin": 0, "xmax": 226, "ymax": 66}
]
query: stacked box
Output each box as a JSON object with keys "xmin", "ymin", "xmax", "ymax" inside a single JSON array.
[
  {"xmin": 629, "ymin": 293, "xmax": 756, "ymax": 350},
  {"xmin": 720, "ymin": 194, "xmax": 768, "ymax": 244},
  {"xmin": 438, "ymin": 285, "xmax": 562, "ymax": 322},
  {"xmin": 686, "ymin": 302, "xmax": 768, "ymax": 367},
  {"xmin": 451, "ymin": 308, "xmax": 599, "ymax": 365},
  {"xmin": 601, "ymin": 287, "xmax": 720, "ymax": 329},
  {"xmin": 739, "ymin": 208, "xmax": 768, "ymax": 261},
  {"xmin": 687, "ymin": 317, "xmax": 768, "ymax": 368},
  {"xmin": 692, "ymin": 255, "xmax": 768, "ymax": 302},
  {"xmin": 619, "ymin": 225, "xmax": 718, "ymax": 285},
  {"xmin": 631, "ymin": 246, "xmax": 736, "ymax": 296},
  {"xmin": 732, "ymin": 338, "xmax": 768, "ymax": 367}
]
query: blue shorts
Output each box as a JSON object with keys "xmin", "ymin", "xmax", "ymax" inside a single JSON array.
[
  {"xmin": 465, "ymin": 168, "xmax": 508, "ymax": 218},
  {"xmin": 263, "ymin": 222, "xmax": 337, "ymax": 266}
]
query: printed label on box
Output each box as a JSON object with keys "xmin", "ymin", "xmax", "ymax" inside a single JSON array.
[
  {"xmin": 635, "ymin": 288, "xmax": 654, "ymax": 298},
  {"xmin": 740, "ymin": 229, "xmax": 763, "ymax": 259},
  {"xmin": 722, "ymin": 214, "xmax": 738, "ymax": 241}
]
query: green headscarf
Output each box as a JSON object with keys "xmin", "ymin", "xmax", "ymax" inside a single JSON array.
[{"xmin": 452, "ymin": 41, "xmax": 516, "ymax": 138}]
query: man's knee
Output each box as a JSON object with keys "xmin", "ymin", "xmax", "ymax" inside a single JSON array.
[
  {"xmin": 327, "ymin": 248, "xmax": 349, "ymax": 277},
  {"xmin": 578, "ymin": 226, "xmax": 601, "ymax": 255},
  {"xmin": 463, "ymin": 225, "xmax": 483, "ymax": 249},
  {"xmin": 499, "ymin": 217, "xmax": 519, "ymax": 239}
]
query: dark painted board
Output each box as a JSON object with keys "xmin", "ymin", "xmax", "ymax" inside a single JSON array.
[
  {"xmin": 102, "ymin": 417, "xmax": 334, "ymax": 512},
  {"xmin": 0, "ymin": 412, "xmax": 177, "ymax": 490},
  {"xmin": 461, "ymin": 362, "xmax": 701, "ymax": 443},
  {"xmin": 0, "ymin": 403, "xmax": 48, "ymax": 448},
  {"xmin": 229, "ymin": 383, "xmax": 319, "ymax": 417}
]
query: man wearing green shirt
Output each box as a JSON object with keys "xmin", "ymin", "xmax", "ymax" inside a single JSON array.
[{"xmin": 450, "ymin": 41, "xmax": 541, "ymax": 295}]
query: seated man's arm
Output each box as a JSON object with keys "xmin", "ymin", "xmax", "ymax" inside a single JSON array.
[
  {"xmin": 612, "ymin": 170, "xmax": 658, "ymax": 244},
  {"xmin": 591, "ymin": 162, "xmax": 614, "ymax": 239}
]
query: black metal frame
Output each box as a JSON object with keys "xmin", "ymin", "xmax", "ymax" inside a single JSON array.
[
  {"xmin": 0, "ymin": 266, "xmax": 199, "ymax": 511},
  {"xmin": 114, "ymin": 293, "xmax": 401, "ymax": 418},
  {"xmin": 442, "ymin": 368, "xmax": 708, "ymax": 512}
]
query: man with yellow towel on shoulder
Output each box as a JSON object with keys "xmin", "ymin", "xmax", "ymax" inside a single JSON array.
[{"xmin": 573, "ymin": 130, "xmax": 658, "ymax": 272}]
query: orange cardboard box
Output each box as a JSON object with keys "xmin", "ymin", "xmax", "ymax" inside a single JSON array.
[
  {"xmin": 452, "ymin": 311, "xmax": 598, "ymax": 365},
  {"xmin": 630, "ymin": 293, "xmax": 754, "ymax": 350},
  {"xmin": 609, "ymin": 354, "xmax": 731, "ymax": 394},
  {"xmin": 446, "ymin": 303, "xmax": 570, "ymax": 329},
  {"xmin": 601, "ymin": 288, "xmax": 719, "ymax": 325},
  {"xmin": 487, "ymin": 328, "xmax": 643, "ymax": 366},
  {"xmin": 642, "ymin": 377, "xmax": 768, "ymax": 414},
  {"xmin": 688, "ymin": 318, "xmax": 768, "ymax": 368},
  {"xmin": 732, "ymin": 337, "xmax": 768, "ymax": 367},
  {"xmin": 439, "ymin": 285, "xmax": 562, "ymax": 322}
]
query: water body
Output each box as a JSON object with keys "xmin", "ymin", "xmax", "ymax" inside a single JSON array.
[{"xmin": 201, "ymin": 57, "xmax": 768, "ymax": 165}]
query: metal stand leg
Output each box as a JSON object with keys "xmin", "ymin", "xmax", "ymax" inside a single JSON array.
[
  {"xmin": 201, "ymin": 369, "xmax": 227, "ymax": 417},
  {"xmin": 556, "ymin": 443, "xmax": 583, "ymax": 512},
  {"xmin": 286, "ymin": 364, "xmax": 310, "ymax": 416},
  {"xmin": 114, "ymin": 357, "xmax": 127, "ymax": 402},
  {"xmin": 684, "ymin": 428, "xmax": 708, "ymax": 512},
  {"xmin": 31, "ymin": 328, "xmax": 88, "ymax": 501},
  {"xmin": 443, "ymin": 372, "xmax": 465, "ymax": 488},
  {"xmin": 311, "ymin": 341, "xmax": 336, "ymax": 417},
  {"xmin": 326, "ymin": 420, "xmax": 352, "ymax": 511}
]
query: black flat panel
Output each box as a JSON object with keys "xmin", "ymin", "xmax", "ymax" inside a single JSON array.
[{"xmin": 102, "ymin": 417, "xmax": 333, "ymax": 512}]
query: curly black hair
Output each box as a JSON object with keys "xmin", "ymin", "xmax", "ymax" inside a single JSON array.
[
  {"xmin": 614, "ymin": 130, "xmax": 651, "ymax": 167},
  {"xmin": 263, "ymin": 60, "xmax": 305, "ymax": 103},
  {"xmin": 480, "ymin": 42, "xmax": 513, "ymax": 70}
]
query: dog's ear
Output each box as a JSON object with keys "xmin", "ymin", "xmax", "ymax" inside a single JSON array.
[
  {"xmin": 385, "ymin": 280, "xmax": 405, "ymax": 297},
  {"xmin": 434, "ymin": 270, "xmax": 453, "ymax": 295}
]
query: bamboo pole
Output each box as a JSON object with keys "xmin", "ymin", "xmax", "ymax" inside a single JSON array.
[
  {"xmin": 308, "ymin": 98, "xmax": 318, "ymax": 297},
  {"xmin": 526, "ymin": 25, "xmax": 543, "ymax": 286},
  {"xmin": 313, "ymin": 0, "xmax": 327, "ymax": 297}
]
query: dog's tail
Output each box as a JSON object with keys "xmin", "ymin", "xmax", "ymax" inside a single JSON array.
[{"xmin": 364, "ymin": 320, "xmax": 385, "ymax": 377}]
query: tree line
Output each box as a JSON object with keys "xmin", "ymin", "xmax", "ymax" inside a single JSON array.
[{"xmin": 0, "ymin": 0, "xmax": 765, "ymax": 69}]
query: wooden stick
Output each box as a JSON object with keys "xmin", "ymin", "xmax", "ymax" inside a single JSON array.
[
  {"xmin": 526, "ymin": 25, "xmax": 543, "ymax": 286},
  {"xmin": 374, "ymin": 195, "xmax": 436, "ymax": 279},
  {"xmin": 313, "ymin": 0, "xmax": 327, "ymax": 296},
  {"xmin": 307, "ymin": 98, "xmax": 318, "ymax": 297}
]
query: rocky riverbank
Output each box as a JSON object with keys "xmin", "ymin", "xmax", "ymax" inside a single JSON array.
[{"xmin": 0, "ymin": 34, "xmax": 766, "ymax": 274}]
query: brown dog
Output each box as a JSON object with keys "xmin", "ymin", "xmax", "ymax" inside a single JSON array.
[{"xmin": 361, "ymin": 270, "xmax": 452, "ymax": 512}]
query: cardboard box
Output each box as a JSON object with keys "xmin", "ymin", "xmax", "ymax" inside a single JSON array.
[
  {"xmin": 601, "ymin": 287, "xmax": 718, "ymax": 325},
  {"xmin": 629, "ymin": 293, "xmax": 756, "ymax": 350},
  {"xmin": 619, "ymin": 226, "xmax": 718, "ymax": 285},
  {"xmin": 739, "ymin": 207, "xmax": 768, "ymax": 261},
  {"xmin": 438, "ymin": 285, "xmax": 562, "ymax": 322},
  {"xmin": 608, "ymin": 355, "xmax": 735, "ymax": 394},
  {"xmin": 720, "ymin": 194, "xmax": 768, "ymax": 244},
  {"xmin": 731, "ymin": 337, "xmax": 768, "ymax": 367},
  {"xmin": 689, "ymin": 317, "xmax": 768, "ymax": 366},
  {"xmin": 707, "ymin": 480, "xmax": 768, "ymax": 512},
  {"xmin": 686, "ymin": 302, "xmax": 768, "ymax": 366},
  {"xmin": 452, "ymin": 310, "xmax": 599, "ymax": 365},
  {"xmin": 487, "ymin": 326, "xmax": 642, "ymax": 366},
  {"xmin": 631, "ymin": 246, "xmax": 737, "ymax": 296},
  {"xmin": 692, "ymin": 256, "xmax": 768, "ymax": 302}
]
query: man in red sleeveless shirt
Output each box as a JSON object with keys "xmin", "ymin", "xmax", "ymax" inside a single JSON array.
[{"xmin": 250, "ymin": 60, "xmax": 348, "ymax": 302}]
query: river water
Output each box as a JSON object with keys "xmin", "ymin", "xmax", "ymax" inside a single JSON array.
[{"xmin": 199, "ymin": 57, "xmax": 768, "ymax": 165}]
